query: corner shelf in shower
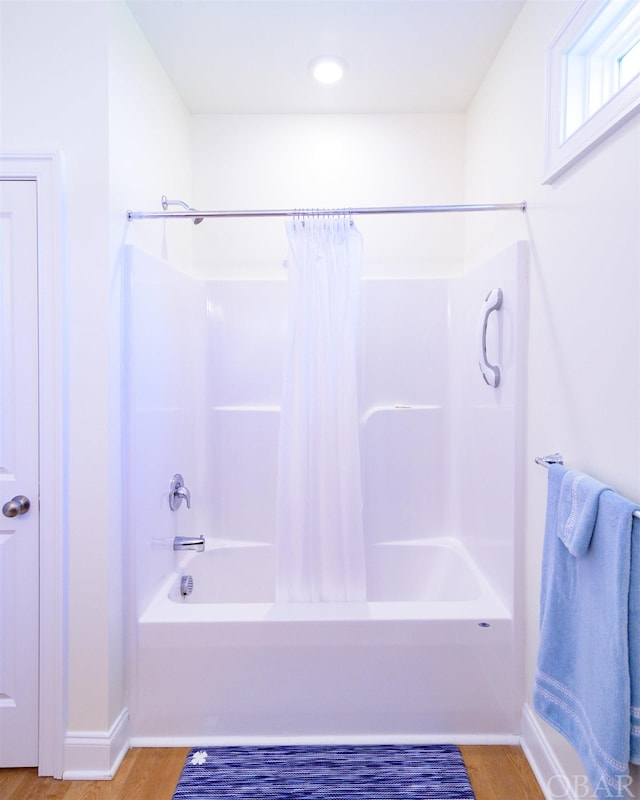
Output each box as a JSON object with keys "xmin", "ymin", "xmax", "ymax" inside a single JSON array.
[
  {"xmin": 213, "ymin": 404, "xmax": 442, "ymax": 419},
  {"xmin": 213, "ymin": 405, "xmax": 280, "ymax": 412},
  {"xmin": 360, "ymin": 404, "xmax": 443, "ymax": 426}
]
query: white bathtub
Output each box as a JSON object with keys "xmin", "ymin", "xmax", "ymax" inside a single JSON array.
[
  {"xmin": 131, "ymin": 538, "xmax": 520, "ymax": 744},
  {"xmin": 164, "ymin": 537, "xmax": 499, "ymax": 607}
]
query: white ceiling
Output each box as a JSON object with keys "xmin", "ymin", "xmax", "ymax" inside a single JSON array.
[{"xmin": 126, "ymin": 0, "xmax": 526, "ymax": 114}]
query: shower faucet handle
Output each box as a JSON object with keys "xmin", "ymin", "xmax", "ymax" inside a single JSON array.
[{"xmin": 169, "ymin": 473, "xmax": 191, "ymax": 511}]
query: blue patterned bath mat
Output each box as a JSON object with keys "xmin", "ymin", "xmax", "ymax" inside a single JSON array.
[{"xmin": 172, "ymin": 744, "xmax": 475, "ymax": 799}]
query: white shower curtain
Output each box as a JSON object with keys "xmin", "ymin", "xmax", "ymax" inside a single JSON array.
[{"xmin": 276, "ymin": 218, "xmax": 366, "ymax": 603}]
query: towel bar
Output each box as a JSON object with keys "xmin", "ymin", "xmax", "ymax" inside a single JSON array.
[
  {"xmin": 535, "ymin": 453, "xmax": 564, "ymax": 468},
  {"xmin": 535, "ymin": 453, "xmax": 640, "ymax": 519}
]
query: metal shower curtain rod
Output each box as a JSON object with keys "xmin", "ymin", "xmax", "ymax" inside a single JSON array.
[{"xmin": 127, "ymin": 198, "xmax": 527, "ymax": 222}]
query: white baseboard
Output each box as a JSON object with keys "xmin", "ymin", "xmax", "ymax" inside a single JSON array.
[
  {"xmin": 57, "ymin": 701, "xmax": 583, "ymax": 794},
  {"xmin": 129, "ymin": 732, "xmax": 520, "ymax": 748},
  {"xmin": 521, "ymin": 703, "xmax": 575, "ymax": 800},
  {"xmin": 63, "ymin": 707, "xmax": 130, "ymax": 780}
]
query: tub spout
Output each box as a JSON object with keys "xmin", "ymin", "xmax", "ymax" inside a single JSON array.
[{"xmin": 173, "ymin": 536, "xmax": 205, "ymax": 552}]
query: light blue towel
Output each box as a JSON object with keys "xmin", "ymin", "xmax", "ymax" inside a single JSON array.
[
  {"xmin": 554, "ymin": 467, "xmax": 611, "ymax": 556},
  {"xmin": 534, "ymin": 464, "xmax": 640, "ymax": 798},
  {"xmin": 630, "ymin": 514, "xmax": 640, "ymax": 765}
]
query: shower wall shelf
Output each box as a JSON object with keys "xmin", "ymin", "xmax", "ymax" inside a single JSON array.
[
  {"xmin": 214, "ymin": 405, "xmax": 280, "ymax": 412},
  {"xmin": 360, "ymin": 405, "xmax": 442, "ymax": 426}
]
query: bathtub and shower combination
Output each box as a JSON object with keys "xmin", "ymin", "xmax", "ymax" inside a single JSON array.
[{"xmin": 125, "ymin": 239, "xmax": 528, "ymax": 744}]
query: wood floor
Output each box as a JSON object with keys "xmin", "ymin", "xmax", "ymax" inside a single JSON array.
[
  {"xmin": 1, "ymin": 745, "xmax": 545, "ymax": 799},
  {"xmin": 460, "ymin": 745, "xmax": 546, "ymax": 799}
]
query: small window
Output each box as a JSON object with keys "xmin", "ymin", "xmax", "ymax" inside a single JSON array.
[
  {"xmin": 544, "ymin": 0, "xmax": 640, "ymax": 183},
  {"xmin": 619, "ymin": 37, "xmax": 640, "ymax": 84}
]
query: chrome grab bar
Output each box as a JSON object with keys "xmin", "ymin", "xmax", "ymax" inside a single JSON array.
[{"xmin": 478, "ymin": 287, "xmax": 503, "ymax": 388}]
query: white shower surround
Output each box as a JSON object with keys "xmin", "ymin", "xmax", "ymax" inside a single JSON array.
[{"xmin": 125, "ymin": 240, "xmax": 528, "ymax": 744}]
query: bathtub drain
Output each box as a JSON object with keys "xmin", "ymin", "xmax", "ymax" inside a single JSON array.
[{"xmin": 180, "ymin": 575, "xmax": 194, "ymax": 597}]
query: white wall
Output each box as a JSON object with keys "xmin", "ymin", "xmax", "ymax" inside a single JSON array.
[
  {"xmin": 1, "ymin": 0, "xmax": 114, "ymax": 743},
  {"xmin": 109, "ymin": 2, "xmax": 193, "ymax": 753},
  {"xmin": 1, "ymin": 0, "xmax": 191, "ymax": 776},
  {"xmin": 125, "ymin": 248, "xmax": 203, "ymax": 618},
  {"xmin": 191, "ymin": 114, "xmax": 466, "ymax": 279},
  {"xmin": 109, "ymin": 2, "xmax": 193, "ymax": 268},
  {"xmin": 449, "ymin": 242, "xmax": 529, "ymax": 610},
  {"xmin": 465, "ymin": 1, "xmax": 640, "ymax": 795}
]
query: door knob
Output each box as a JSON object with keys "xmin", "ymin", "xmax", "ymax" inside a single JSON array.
[{"xmin": 2, "ymin": 495, "xmax": 31, "ymax": 518}]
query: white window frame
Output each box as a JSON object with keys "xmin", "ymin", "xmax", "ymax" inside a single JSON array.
[{"xmin": 544, "ymin": 0, "xmax": 640, "ymax": 184}]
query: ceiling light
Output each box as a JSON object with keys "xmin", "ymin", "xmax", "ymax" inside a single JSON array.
[{"xmin": 309, "ymin": 56, "xmax": 347, "ymax": 85}]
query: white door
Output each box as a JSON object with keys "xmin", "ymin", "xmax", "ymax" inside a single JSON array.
[{"xmin": 0, "ymin": 179, "xmax": 39, "ymax": 767}]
